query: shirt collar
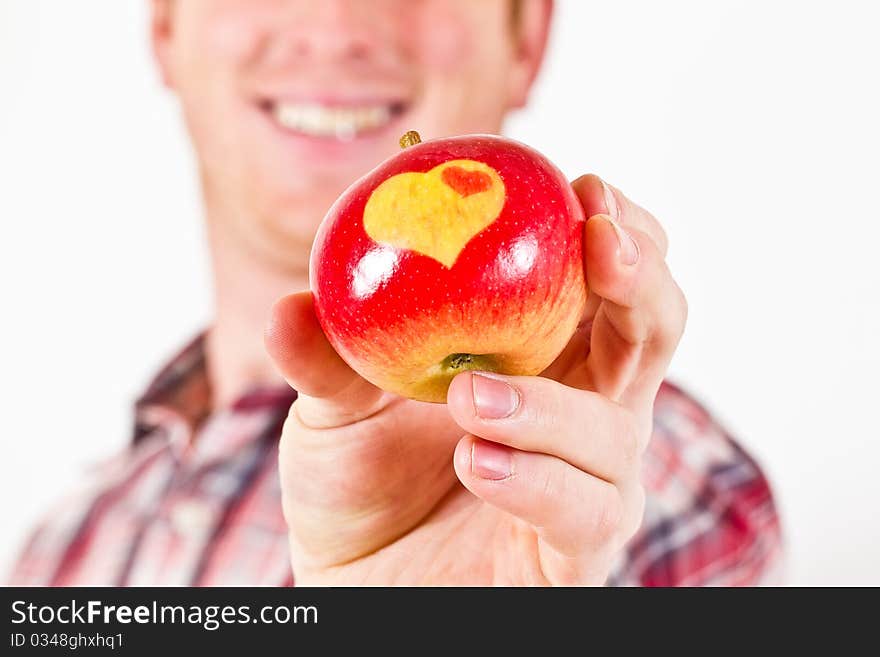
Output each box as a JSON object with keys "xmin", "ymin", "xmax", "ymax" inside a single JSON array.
[{"xmin": 133, "ymin": 333, "xmax": 296, "ymax": 450}]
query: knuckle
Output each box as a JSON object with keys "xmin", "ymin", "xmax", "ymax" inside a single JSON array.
[
  {"xmin": 630, "ymin": 203, "xmax": 668, "ymax": 256},
  {"xmin": 651, "ymin": 278, "xmax": 688, "ymax": 351},
  {"xmin": 654, "ymin": 223, "xmax": 669, "ymax": 256},
  {"xmin": 635, "ymin": 412, "xmax": 655, "ymax": 454},
  {"xmin": 589, "ymin": 485, "xmax": 623, "ymax": 544},
  {"xmin": 618, "ymin": 414, "xmax": 641, "ymax": 471},
  {"xmin": 623, "ymin": 483, "xmax": 647, "ymax": 540},
  {"xmin": 536, "ymin": 461, "xmax": 559, "ymax": 502},
  {"xmin": 526, "ymin": 382, "xmax": 568, "ymax": 436},
  {"xmin": 671, "ymin": 281, "xmax": 689, "ymax": 337},
  {"xmin": 278, "ymin": 405, "xmax": 306, "ymax": 468}
]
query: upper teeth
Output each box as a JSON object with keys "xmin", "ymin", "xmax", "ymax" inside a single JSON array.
[{"xmin": 273, "ymin": 102, "xmax": 393, "ymax": 139}]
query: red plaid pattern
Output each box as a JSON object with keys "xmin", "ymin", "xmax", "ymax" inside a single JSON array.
[{"xmin": 9, "ymin": 336, "xmax": 783, "ymax": 586}]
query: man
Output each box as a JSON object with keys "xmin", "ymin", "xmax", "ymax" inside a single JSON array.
[{"xmin": 11, "ymin": 0, "xmax": 781, "ymax": 585}]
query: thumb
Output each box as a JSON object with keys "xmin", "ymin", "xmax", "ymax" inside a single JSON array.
[{"xmin": 264, "ymin": 291, "xmax": 384, "ymax": 428}]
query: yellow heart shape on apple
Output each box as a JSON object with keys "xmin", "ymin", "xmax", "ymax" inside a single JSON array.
[{"xmin": 363, "ymin": 159, "xmax": 506, "ymax": 268}]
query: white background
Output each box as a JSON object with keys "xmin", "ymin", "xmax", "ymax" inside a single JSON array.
[{"xmin": 1, "ymin": 1, "xmax": 878, "ymax": 585}]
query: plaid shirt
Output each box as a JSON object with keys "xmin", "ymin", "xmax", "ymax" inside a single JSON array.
[{"xmin": 9, "ymin": 335, "xmax": 783, "ymax": 586}]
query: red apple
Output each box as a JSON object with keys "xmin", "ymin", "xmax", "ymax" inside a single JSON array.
[{"xmin": 310, "ymin": 131, "xmax": 586, "ymax": 403}]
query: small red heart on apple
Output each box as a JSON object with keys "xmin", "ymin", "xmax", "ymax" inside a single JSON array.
[
  {"xmin": 310, "ymin": 131, "xmax": 587, "ymax": 403},
  {"xmin": 441, "ymin": 166, "xmax": 493, "ymax": 197}
]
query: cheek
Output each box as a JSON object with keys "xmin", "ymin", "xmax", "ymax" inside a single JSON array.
[
  {"xmin": 202, "ymin": 16, "xmax": 264, "ymax": 70},
  {"xmin": 176, "ymin": 0, "xmax": 266, "ymax": 75},
  {"xmin": 413, "ymin": 6, "xmax": 474, "ymax": 73},
  {"xmin": 171, "ymin": 2, "xmax": 267, "ymax": 150},
  {"xmin": 410, "ymin": 2, "xmax": 512, "ymax": 119}
]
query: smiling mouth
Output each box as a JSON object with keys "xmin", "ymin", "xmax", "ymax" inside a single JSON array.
[{"xmin": 266, "ymin": 99, "xmax": 408, "ymax": 141}]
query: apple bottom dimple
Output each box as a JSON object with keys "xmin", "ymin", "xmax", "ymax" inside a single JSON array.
[{"xmin": 332, "ymin": 275, "xmax": 585, "ymax": 403}]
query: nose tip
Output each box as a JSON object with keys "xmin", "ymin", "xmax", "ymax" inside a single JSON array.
[
  {"xmin": 289, "ymin": 1, "xmax": 379, "ymax": 64},
  {"xmin": 298, "ymin": 27, "xmax": 374, "ymax": 63}
]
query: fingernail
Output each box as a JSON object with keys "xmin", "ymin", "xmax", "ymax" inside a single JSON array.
[
  {"xmin": 471, "ymin": 440, "xmax": 513, "ymax": 480},
  {"xmin": 602, "ymin": 215, "xmax": 640, "ymax": 266},
  {"xmin": 471, "ymin": 373, "xmax": 520, "ymax": 419},
  {"xmin": 601, "ymin": 180, "xmax": 619, "ymax": 220}
]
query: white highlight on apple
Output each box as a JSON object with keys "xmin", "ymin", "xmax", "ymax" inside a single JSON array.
[
  {"xmin": 352, "ymin": 245, "xmax": 400, "ymax": 298},
  {"xmin": 499, "ymin": 236, "xmax": 538, "ymax": 278}
]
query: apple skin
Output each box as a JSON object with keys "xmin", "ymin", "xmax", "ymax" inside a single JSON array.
[{"xmin": 310, "ymin": 134, "xmax": 587, "ymax": 403}]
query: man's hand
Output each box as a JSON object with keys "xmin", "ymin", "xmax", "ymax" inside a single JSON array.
[{"xmin": 265, "ymin": 175, "xmax": 686, "ymax": 585}]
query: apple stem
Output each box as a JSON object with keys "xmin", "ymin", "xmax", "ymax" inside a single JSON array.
[{"xmin": 399, "ymin": 130, "xmax": 422, "ymax": 149}]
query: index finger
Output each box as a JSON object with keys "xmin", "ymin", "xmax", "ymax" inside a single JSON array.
[
  {"xmin": 564, "ymin": 177, "xmax": 687, "ymax": 413},
  {"xmin": 572, "ymin": 174, "xmax": 669, "ymax": 256},
  {"xmin": 264, "ymin": 291, "xmax": 385, "ymax": 428}
]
